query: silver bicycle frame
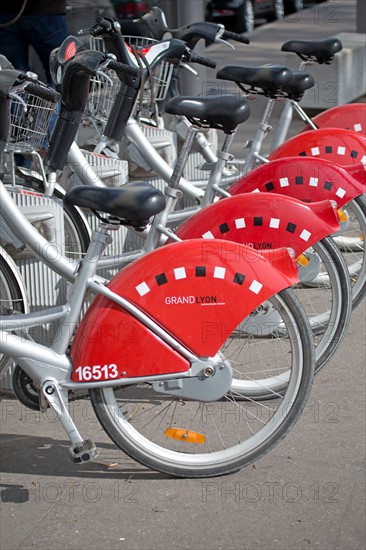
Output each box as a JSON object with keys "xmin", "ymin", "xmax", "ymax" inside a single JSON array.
[{"xmin": 0, "ymin": 179, "xmax": 198, "ymax": 374}]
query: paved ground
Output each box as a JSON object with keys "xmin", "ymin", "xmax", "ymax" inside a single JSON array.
[{"xmin": 1, "ymin": 1, "xmax": 365, "ymax": 549}]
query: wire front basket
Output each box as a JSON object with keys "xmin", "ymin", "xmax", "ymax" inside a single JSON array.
[
  {"xmin": 86, "ymin": 68, "xmax": 121, "ymax": 127},
  {"xmin": 124, "ymin": 36, "xmax": 174, "ymax": 104},
  {"xmin": 7, "ymin": 87, "xmax": 57, "ymax": 153},
  {"xmin": 86, "ymin": 35, "xmax": 174, "ymax": 129}
]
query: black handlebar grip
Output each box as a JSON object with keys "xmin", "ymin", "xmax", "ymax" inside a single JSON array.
[
  {"xmin": 189, "ymin": 52, "xmax": 217, "ymax": 69},
  {"xmin": 23, "ymin": 82, "xmax": 61, "ymax": 104},
  {"xmin": 107, "ymin": 59, "xmax": 141, "ymax": 79},
  {"xmin": 222, "ymin": 31, "xmax": 250, "ymax": 45}
]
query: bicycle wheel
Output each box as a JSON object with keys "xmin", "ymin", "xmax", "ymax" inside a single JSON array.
[
  {"xmin": 0, "ymin": 248, "xmax": 28, "ymax": 379},
  {"xmin": 221, "ymin": 240, "xmax": 351, "ymax": 398},
  {"xmin": 90, "ymin": 289, "xmax": 314, "ymax": 478},
  {"xmin": 332, "ymin": 195, "xmax": 366, "ymax": 310},
  {"xmin": 7, "ymin": 181, "xmax": 91, "ymax": 261},
  {"xmin": 292, "ymin": 237, "xmax": 352, "ymax": 372},
  {"xmin": 52, "ymin": 187, "xmax": 91, "ymax": 261}
]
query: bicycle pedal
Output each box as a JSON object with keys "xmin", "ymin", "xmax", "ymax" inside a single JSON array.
[{"xmin": 68, "ymin": 440, "xmax": 98, "ymax": 464}]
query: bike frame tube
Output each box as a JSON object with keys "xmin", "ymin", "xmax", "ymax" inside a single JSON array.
[
  {"xmin": 270, "ymin": 100, "xmax": 294, "ymax": 151},
  {"xmin": 67, "ymin": 142, "xmax": 107, "ymax": 187},
  {"xmin": 271, "ymin": 100, "xmax": 318, "ymax": 150},
  {"xmin": 0, "ymin": 328, "xmax": 200, "ymax": 391},
  {"xmin": 125, "ymin": 118, "xmax": 204, "ymax": 200}
]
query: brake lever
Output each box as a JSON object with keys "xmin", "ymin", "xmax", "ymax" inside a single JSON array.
[
  {"xmin": 215, "ymin": 38, "xmax": 235, "ymax": 50},
  {"xmin": 215, "ymin": 25, "xmax": 235, "ymax": 50},
  {"xmin": 93, "ymin": 55, "xmax": 117, "ymax": 84},
  {"xmin": 179, "ymin": 62, "xmax": 199, "ymax": 77}
]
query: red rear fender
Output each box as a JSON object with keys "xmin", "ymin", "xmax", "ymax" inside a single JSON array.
[
  {"xmin": 268, "ymin": 128, "xmax": 366, "ymax": 167},
  {"xmin": 175, "ymin": 194, "xmax": 340, "ymax": 258},
  {"xmin": 300, "ymin": 104, "xmax": 366, "ymax": 136},
  {"xmin": 229, "ymin": 156, "xmax": 365, "ymax": 207},
  {"xmin": 70, "ymin": 240, "xmax": 299, "ymax": 380}
]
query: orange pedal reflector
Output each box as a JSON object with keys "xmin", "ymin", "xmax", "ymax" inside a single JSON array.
[
  {"xmin": 337, "ymin": 209, "xmax": 349, "ymax": 223},
  {"xmin": 296, "ymin": 254, "xmax": 310, "ymax": 267},
  {"xmin": 164, "ymin": 428, "xmax": 206, "ymax": 444}
]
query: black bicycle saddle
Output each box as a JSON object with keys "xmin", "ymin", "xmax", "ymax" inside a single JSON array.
[
  {"xmin": 216, "ymin": 65, "xmax": 293, "ymax": 98},
  {"xmin": 281, "ymin": 38, "xmax": 343, "ymax": 63},
  {"xmin": 64, "ymin": 182, "xmax": 166, "ymax": 229},
  {"xmin": 166, "ymin": 92, "xmax": 251, "ymax": 133}
]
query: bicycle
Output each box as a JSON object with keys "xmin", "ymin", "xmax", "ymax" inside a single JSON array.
[{"xmin": 0, "ymin": 168, "xmax": 316, "ymax": 477}]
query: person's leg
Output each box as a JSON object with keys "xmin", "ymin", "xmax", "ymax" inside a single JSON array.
[
  {"xmin": 0, "ymin": 17, "xmax": 30, "ymax": 72},
  {"xmin": 22, "ymin": 15, "xmax": 68, "ymax": 83}
]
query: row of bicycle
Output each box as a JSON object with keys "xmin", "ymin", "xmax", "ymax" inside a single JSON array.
[{"xmin": 0, "ymin": 7, "xmax": 365, "ymax": 477}]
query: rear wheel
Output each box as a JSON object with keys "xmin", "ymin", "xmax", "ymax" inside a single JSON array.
[
  {"xmin": 234, "ymin": 0, "xmax": 255, "ymax": 33},
  {"xmin": 332, "ymin": 195, "xmax": 366, "ymax": 310},
  {"xmin": 216, "ymin": 238, "xmax": 350, "ymax": 398},
  {"xmin": 90, "ymin": 289, "xmax": 314, "ymax": 478},
  {"xmin": 52, "ymin": 187, "xmax": 91, "ymax": 261},
  {"xmin": 284, "ymin": 0, "xmax": 304, "ymax": 15},
  {"xmin": 267, "ymin": 0, "xmax": 285, "ymax": 22},
  {"xmin": 293, "ymin": 238, "xmax": 352, "ymax": 372}
]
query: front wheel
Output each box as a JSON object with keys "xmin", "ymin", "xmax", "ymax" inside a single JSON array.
[{"xmin": 90, "ymin": 289, "xmax": 314, "ymax": 478}]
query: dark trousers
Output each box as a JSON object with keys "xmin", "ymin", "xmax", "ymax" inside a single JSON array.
[{"xmin": 0, "ymin": 14, "xmax": 68, "ymax": 83}]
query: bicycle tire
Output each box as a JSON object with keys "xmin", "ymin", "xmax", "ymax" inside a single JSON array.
[
  {"xmin": 332, "ymin": 195, "xmax": 366, "ymax": 311},
  {"xmin": 0, "ymin": 247, "xmax": 28, "ymax": 379},
  {"xmin": 52, "ymin": 187, "xmax": 91, "ymax": 261},
  {"xmin": 221, "ymin": 238, "xmax": 351, "ymax": 392},
  {"xmin": 293, "ymin": 237, "xmax": 352, "ymax": 372},
  {"xmin": 90, "ymin": 289, "xmax": 314, "ymax": 478}
]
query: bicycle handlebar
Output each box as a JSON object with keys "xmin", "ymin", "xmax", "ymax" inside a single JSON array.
[
  {"xmin": 22, "ymin": 81, "xmax": 61, "ymax": 104},
  {"xmin": 188, "ymin": 51, "xmax": 217, "ymax": 69},
  {"xmin": 222, "ymin": 30, "xmax": 250, "ymax": 45},
  {"xmin": 106, "ymin": 58, "xmax": 141, "ymax": 79},
  {"xmin": 117, "ymin": 7, "xmax": 250, "ymax": 48}
]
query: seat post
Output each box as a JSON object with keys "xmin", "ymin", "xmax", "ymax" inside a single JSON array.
[
  {"xmin": 143, "ymin": 125, "xmax": 200, "ymax": 252},
  {"xmin": 245, "ymin": 97, "xmax": 276, "ymax": 173},
  {"xmin": 169, "ymin": 125, "xmax": 199, "ymax": 191},
  {"xmin": 201, "ymin": 130, "xmax": 236, "ymax": 207}
]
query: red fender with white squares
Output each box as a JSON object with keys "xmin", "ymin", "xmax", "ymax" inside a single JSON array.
[
  {"xmin": 228, "ymin": 156, "xmax": 365, "ymax": 207},
  {"xmin": 300, "ymin": 104, "xmax": 366, "ymax": 136},
  {"xmin": 174, "ymin": 194, "xmax": 340, "ymax": 259},
  {"xmin": 267, "ymin": 128, "xmax": 366, "ymax": 168},
  {"xmin": 70, "ymin": 240, "xmax": 298, "ymax": 381}
]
